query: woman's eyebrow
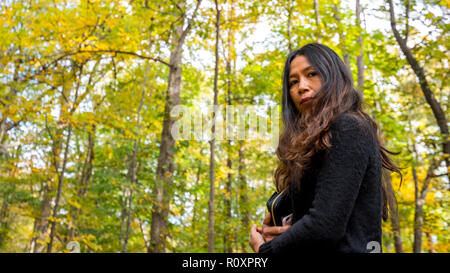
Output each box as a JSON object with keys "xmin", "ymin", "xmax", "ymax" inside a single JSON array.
[
  {"xmin": 289, "ymin": 66, "xmax": 314, "ymax": 78},
  {"xmin": 302, "ymin": 66, "xmax": 314, "ymax": 72}
]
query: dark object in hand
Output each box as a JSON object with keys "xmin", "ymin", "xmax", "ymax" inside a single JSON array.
[{"xmin": 266, "ymin": 190, "xmax": 293, "ymax": 226}]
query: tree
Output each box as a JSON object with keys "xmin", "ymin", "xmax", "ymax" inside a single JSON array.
[
  {"xmin": 208, "ymin": 0, "xmax": 221, "ymax": 253},
  {"xmin": 149, "ymin": 0, "xmax": 203, "ymax": 253},
  {"xmin": 387, "ymin": 0, "xmax": 449, "ymax": 185},
  {"xmin": 355, "ymin": 0, "xmax": 364, "ymax": 91}
]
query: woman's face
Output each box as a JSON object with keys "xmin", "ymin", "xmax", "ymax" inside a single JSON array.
[{"xmin": 288, "ymin": 55, "xmax": 323, "ymax": 114}]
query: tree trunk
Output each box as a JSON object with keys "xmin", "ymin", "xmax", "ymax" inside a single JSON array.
[
  {"xmin": 122, "ymin": 59, "xmax": 148, "ymax": 253},
  {"xmin": 0, "ymin": 61, "xmax": 21, "ymax": 157},
  {"xmin": 69, "ymin": 125, "xmax": 96, "ymax": 242},
  {"xmin": 383, "ymin": 169, "xmax": 404, "ymax": 252},
  {"xmin": 0, "ymin": 148, "xmax": 21, "ymax": 249},
  {"xmin": 68, "ymin": 60, "xmax": 101, "ymax": 242},
  {"xmin": 409, "ymin": 126, "xmax": 438, "ymax": 253},
  {"xmin": 413, "ymin": 161, "xmax": 437, "ymax": 253},
  {"xmin": 238, "ymin": 140, "xmax": 249, "ymax": 252},
  {"xmin": 223, "ymin": 155, "xmax": 232, "ymax": 252},
  {"xmin": 287, "ymin": 0, "xmax": 293, "ymax": 52},
  {"xmin": 149, "ymin": 0, "xmax": 202, "ymax": 253},
  {"xmin": 47, "ymin": 63, "xmax": 84, "ymax": 253},
  {"xmin": 208, "ymin": 0, "xmax": 221, "ymax": 253},
  {"xmin": 122, "ymin": 185, "xmax": 134, "ymax": 252},
  {"xmin": 313, "ymin": 0, "xmax": 321, "ymax": 43},
  {"xmin": 41, "ymin": 80, "xmax": 67, "ymax": 253},
  {"xmin": 119, "ymin": 185, "xmax": 128, "ymax": 248},
  {"xmin": 388, "ymin": 0, "xmax": 450, "ymax": 184},
  {"xmin": 412, "ymin": 164, "xmax": 423, "ymax": 253},
  {"xmin": 47, "ymin": 123, "xmax": 73, "ymax": 253},
  {"xmin": 376, "ymin": 102, "xmax": 404, "ymax": 253},
  {"xmin": 223, "ymin": 2, "xmax": 235, "ymax": 252},
  {"xmin": 29, "ymin": 182, "xmax": 52, "ymax": 253},
  {"xmin": 148, "ymin": 33, "xmax": 181, "ymax": 253},
  {"xmin": 0, "ymin": 199, "xmax": 10, "ymax": 249},
  {"xmin": 332, "ymin": 3, "xmax": 350, "ymax": 72},
  {"xmin": 224, "ymin": 64, "xmax": 232, "ymax": 253},
  {"xmin": 356, "ymin": 0, "xmax": 364, "ymax": 91},
  {"xmin": 426, "ymin": 232, "xmax": 436, "ymax": 253},
  {"xmin": 191, "ymin": 166, "xmax": 201, "ymax": 251}
]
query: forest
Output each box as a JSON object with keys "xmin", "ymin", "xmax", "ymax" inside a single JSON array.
[{"xmin": 0, "ymin": 0, "xmax": 448, "ymax": 253}]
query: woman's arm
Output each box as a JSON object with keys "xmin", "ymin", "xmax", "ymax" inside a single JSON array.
[{"xmin": 258, "ymin": 114, "xmax": 372, "ymax": 253}]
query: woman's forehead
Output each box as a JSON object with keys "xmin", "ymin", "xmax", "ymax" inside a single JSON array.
[{"xmin": 289, "ymin": 55, "xmax": 313, "ymax": 75}]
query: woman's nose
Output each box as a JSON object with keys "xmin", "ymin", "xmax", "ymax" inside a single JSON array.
[{"xmin": 298, "ymin": 79, "xmax": 309, "ymax": 93}]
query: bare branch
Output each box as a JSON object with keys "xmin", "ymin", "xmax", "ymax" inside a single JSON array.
[
  {"xmin": 430, "ymin": 172, "xmax": 450, "ymax": 178},
  {"xmin": 405, "ymin": 0, "xmax": 410, "ymax": 42},
  {"xmin": 421, "ymin": 157, "xmax": 441, "ymax": 197},
  {"xmin": 179, "ymin": 0, "xmax": 203, "ymax": 46},
  {"xmin": 75, "ymin": 50, "xmax": 171, "ymax": 67}
]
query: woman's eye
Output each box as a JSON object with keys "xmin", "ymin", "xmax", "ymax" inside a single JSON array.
[
  {"xmin": 308, "ymin": 72, "xmax": 318, "ymax": 77},
  {"xmin": 289, "ymin": 80, "xmax": 297, "ymax": 87}
]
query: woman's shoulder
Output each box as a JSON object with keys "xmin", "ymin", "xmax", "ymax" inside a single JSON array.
[
  {"xmin": 331, "ymin": 113, "xmax": 369, "ymax": 132},
  {"xmin": 330, "ymin": 113, "xmax": 373, "ymax": 142}
]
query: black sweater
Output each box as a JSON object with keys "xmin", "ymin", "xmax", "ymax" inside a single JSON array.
[{"xmin": 258, "ymin": 113, "xmax": 383, "ymax": 253}]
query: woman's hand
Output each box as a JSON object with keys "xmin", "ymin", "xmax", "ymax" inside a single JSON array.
[
  {"xmin": 249, "ymin": 213, "xmax": 292, "ymax": 253},
  {"xmin": 258, "ymin": 213, "xmax": 291, "ymax": 242},
  {"xmin": 249, "ymin": 224, "xmax": 265, "ymax": 253}
]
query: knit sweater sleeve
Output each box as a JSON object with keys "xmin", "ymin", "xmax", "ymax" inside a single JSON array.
[{"xmin": 258, "ymin": 114, "xmax": 372, "ymax": 253}]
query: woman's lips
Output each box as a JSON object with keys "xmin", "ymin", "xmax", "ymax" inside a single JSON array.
[{"xmin": 300, "ymin": 98, "xmax": 312, "ymax": 105}]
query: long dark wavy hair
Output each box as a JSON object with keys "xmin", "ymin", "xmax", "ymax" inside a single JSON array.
[{"xmin": 274, "ymin": 43, "xmax": 403, "ymax": 221}]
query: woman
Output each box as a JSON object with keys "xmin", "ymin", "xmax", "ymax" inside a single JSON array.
[{"xmin": 249, "ymin": 43, "xmax": 402, "ymax": 253}]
